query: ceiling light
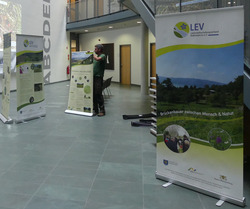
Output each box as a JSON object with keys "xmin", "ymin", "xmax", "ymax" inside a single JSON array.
[
  {"xmin": 108, "ymin": 26, "xmax": 113, "ymax": 29},
  {"xmin": 85, "ymin": 30, "xmax": 88, "ymax": 32},
  {"xmin": 0, "ymin": 0, "xmax": 7, "ymax": 5},
  {"xmin": 137, "ymin": 21, "xmax": 141, "ymax": 24}
]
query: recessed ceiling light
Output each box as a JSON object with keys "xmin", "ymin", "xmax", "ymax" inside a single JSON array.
[
  {"xmin": 0, "ymin": 0, "xmax": 7, "ymax": 5},
  {"xmin": 108, "ymin": 26, "xmax": 113, "ymax": 29},
  {"xmin": 137, "ymin": 21, "xmax": 141, "ymax": 24},
  {"xmin": 85, "ymin": 30, "xmax": 88, "ymax": 32}
]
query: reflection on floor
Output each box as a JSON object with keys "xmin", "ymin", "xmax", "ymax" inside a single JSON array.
[{"xmin": 0, "ymin": 81, "xmax": 249, "ymax": 209}]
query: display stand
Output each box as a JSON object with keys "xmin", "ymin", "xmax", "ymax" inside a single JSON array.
[
  {"xmin": 15, "ymin": 34, "xmax": 46, "ymax": 123},
  {"xmin": 216, "ymin": 200, "xmax": 224, "ymax": 207},
  {"xmin": 65, "ymin": 51, "xmax": 94, "ymax": 117},
  {"xmin": 150, "ymin": 77, "xmax": 157, "ymax": 136},
  {"xmin": 155, "ymin": 7, "xmax": 245, "ymax": 207},
  {"xmin": 65, "ymin": 109, "xmax": 93, "ymax": 117},
  {"xmin": 0, "ymin": 114, "xmax": 13, "ymax": 124},
  {"xmin": 1, "ymin": 33, "xmax": 13, "ymax": 124},
  {"xmin": 162, "ymin": 182, "xmax": 172, "ymax": 188}
]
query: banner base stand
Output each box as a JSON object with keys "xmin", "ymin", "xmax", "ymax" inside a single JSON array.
[
  {"xmin": 0, "ymin": 114, "xmax": 13, "ymax": 124},
  {"xmin": 162, "ymin": 182, "xmax": 172, "ymax": 188},
  {"xmin": 15, "ymin": 114, "xmax": 46, "ymax": 124},
  {"xmin": 216, "ymin": 200, "xmax": 224, "ymax": 207},
  {"xmin": 155, "ymin": 172, "xmax": 246, "ymax": 207},
  {"xmin": 65, "ymin": 110, "xmax": 93, "ymax": 117}
]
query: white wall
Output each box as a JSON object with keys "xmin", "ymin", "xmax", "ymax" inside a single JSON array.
[
  {"xmin": 79, "ymin": 24, "xmax": 155, "ymax": 86},
  {"xmin": 0, "ymin": 0, "xmax": 70, "ymax": 91}
]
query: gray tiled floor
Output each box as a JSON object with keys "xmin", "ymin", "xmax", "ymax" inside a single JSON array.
[{"xmin": 0, "ymin": 81, "xmax": 249, "ymax": 209}]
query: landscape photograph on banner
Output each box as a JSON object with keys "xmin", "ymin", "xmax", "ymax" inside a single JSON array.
[
  {"xmin": 72, "ymin": 51, "xmax": 93, "ymax": 66},
  {"xmin": 157, "ymin": 43, "xmax": 243, "ymax": 153},
  {"xmin": 66, "ymin": 51, "xmax": 93, "ymax": 115}
]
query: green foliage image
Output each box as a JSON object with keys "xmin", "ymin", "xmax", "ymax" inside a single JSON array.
[
  {"xmin": 156, "ymin": 76, "xmax": 243, "ymax": 147},
  {"xmin": 208, "ymin": 128, "xmax": 232, "ymax": 151}
]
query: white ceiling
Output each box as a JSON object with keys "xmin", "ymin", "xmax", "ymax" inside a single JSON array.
[{"xmin": 69, "ymin": 18, "xmax": 142, "ymax": 34}]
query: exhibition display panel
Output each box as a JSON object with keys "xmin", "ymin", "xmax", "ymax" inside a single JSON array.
[
  {"xmin": 156, "ymin": 7, "xmax": 245, "ymax": 206},
  {"xmin": 0, "ymin": 33, "xmax": 12, "ymax": 124},
  {"xmin": 65, "ymin": 51, "xmax": 94, "ymax": 117},
  {"xmin": 16, "ymin": 34, "xmax": 46, "ymax": 123}
]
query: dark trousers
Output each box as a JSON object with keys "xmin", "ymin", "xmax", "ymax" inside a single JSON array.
[{"xmin": 93, "ymin": 76, "xmax": 105, "ymax": 113}]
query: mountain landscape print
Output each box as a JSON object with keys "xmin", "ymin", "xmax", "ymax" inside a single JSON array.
[{"xmin": 157, "ymin": 43, "xmax": 244, "ymax": 148}]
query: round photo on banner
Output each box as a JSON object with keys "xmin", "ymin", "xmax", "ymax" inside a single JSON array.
[
  {"xmin": 84, "ymin": 85, "xmax": 91, "ymax": 94},
  {"xmin": 174, "ymin": 22, "xmax": 190, "ymax": 38},
  {"xmin": 29, "ymin": 96, "xmax": 34, "ymax": 103},
  {"xmin": 163, "ymin": 124, "xmax": 190, "ymax": 153},
  {"xmin": 208, "ymin": 128, "xmax": 232, "ymax": 151}
]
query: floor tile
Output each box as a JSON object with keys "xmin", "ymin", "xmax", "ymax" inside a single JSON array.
[
  {"xmin": 24, "ymin": 196, "xmax": 85, "ymax": 209},
  {"xmin": 86, "ymin": 190, "xmax": 143, "ymax": 209},
  {"xmin": 44, "ymin": 174, "xmax": 94, "ymax": 189},
  {"xmin": 95, "ymin": 162, "xmax": 142, "ymax": 183},
  {"xmin": 0, "ymin": 192, "xmax": 31, "ymax": 209},
  {"xmin": 0, "ymin": 170, "xmax": 47, "ymax": 184},
  {"xmin": 91, "ymin": 179, "xmax": 143, "ymax": 194},
  {"xmin": 35, "ymin": 184, "xmax": 90, "ymax": 202},
  {"xmin": 0, "ymin": 180, "xmax": 40, "ymax": 195},
  {"xmin": 102, "ymin": 148, "xmax": 142, "ymax": 165}
]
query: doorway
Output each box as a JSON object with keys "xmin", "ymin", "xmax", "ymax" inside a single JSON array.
[{"xmin": 120, "ymin": 45, "xmax": 131, "ymax": 85}]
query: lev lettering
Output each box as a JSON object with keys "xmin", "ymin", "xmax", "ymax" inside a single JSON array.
[{"xmin": 190, "ymin": 23, "xmax": 204, "ymax": 31}]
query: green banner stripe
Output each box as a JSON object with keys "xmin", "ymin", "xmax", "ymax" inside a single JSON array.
[
  {"xmin": 156, "ymin": 40, "xmax": 244, "ymax": 57},
  {"xmin": 17, "ymin": 99, "xmax": 45, "ymax": 111},
  {"xmin": 16, "ymin": 50, "xmax": 43, "ymax": 57}
]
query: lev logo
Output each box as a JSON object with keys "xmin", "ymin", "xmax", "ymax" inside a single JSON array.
[
  {"xmin": 24, "ymin": 40, "xmax": 35, "ymax": 47},
  {"xmin": 174, "ymin": 22, "xmax": 190, "ymax": 38},
  {"xmin": 174, "ymin": 22, "xmax": 205, "ymax": 38},
  {"xmin": 24, "ymin": 40, "xmax": 29, "ymax": 47}
]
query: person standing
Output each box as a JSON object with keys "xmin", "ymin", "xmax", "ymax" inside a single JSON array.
[{"xmin": 93, "ymin": 44, "xmax": 106, "ymax": 116}]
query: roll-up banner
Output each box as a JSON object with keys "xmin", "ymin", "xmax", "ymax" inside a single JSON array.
[
  {"xmin": 65, "ymin": 51, "xmax": 93, "ymax": 117},
  {"xmin": 156, "ymin": 7, "xmax": 245, "ymax": 206},
  {"xmin": 0, "ymin": 33, "xmax": 13, "ymax": 124},
  {"xmin": 16, "ymin": 34, "xmax": 46, "ymax": 123}
]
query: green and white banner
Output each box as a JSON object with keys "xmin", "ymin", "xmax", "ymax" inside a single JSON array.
[
  {"xmin": 156, "ymin": 7, "xmax": 245, "ymax": 206},
  {"xmin": 0, "ymin": 33, "xmax": 12, "ymax": 123},
  {"xmin": 16, "ymin": 34, "xmax": 45, "ymax": 123},
  {"xmin": 65, "ymin": 51, "xmax": 93, "ymax": 117}
]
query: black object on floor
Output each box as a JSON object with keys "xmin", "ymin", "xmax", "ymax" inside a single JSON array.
[
  {"xmin": 131, "ymin": 121, "xmax": 153, "ymax": 127},
  {"xmin": 122, "ymin": 113, "xmax": 154, "ymax": 120},
  {"xmin": 139, "ymin": 119, "xmax": 155, "ymax": 123}
]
